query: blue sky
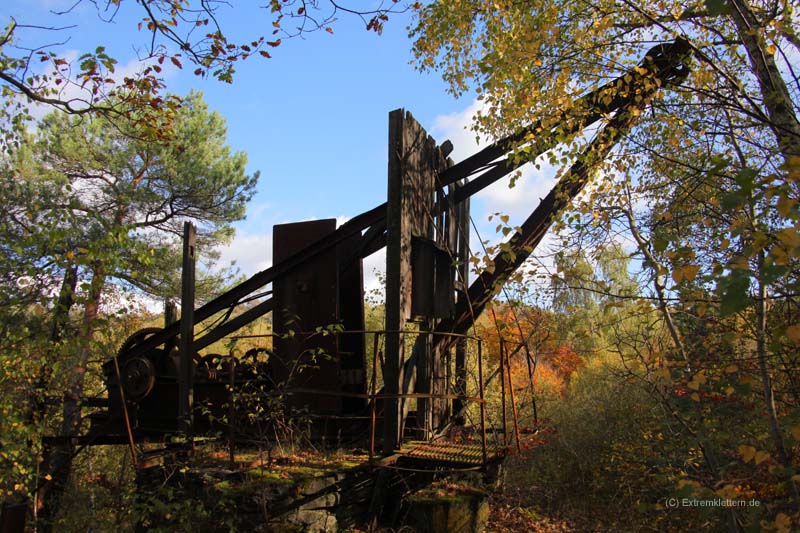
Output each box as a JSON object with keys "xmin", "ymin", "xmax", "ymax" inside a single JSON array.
[{"xmin": 3, "ymin": 1, "xmax": 561, "ymax": 293}]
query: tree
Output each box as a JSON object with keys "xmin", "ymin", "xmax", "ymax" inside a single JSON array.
[
  {"xmin": 0, "ymin": 90, "xmax": 257, "ymax": 528},
  {"xmin": 412, "ymin": 0, "xmax": 800, "ymax": 528}
]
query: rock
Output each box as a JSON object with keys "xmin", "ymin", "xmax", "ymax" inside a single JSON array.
[{"xmin": 405, "ymin": 486, "xmax": 489, "ymax": 533}]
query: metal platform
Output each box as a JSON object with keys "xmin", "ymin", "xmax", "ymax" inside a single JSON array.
[{"xmin": 393, "ymin": 440, "xmax": 504, "ymax": 467}]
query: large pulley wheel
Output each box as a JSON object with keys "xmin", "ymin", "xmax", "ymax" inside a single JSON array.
[
  {"xmin": 117, "ymin": 327, "xmax": 163, "ymax": 358},
  {"xmin": 115, "ymin": 327, "xmax": 162, "ymax": 400},
  {"xmin": 121, "ymin": 357, "xmax": 156, "ymax": 400}
]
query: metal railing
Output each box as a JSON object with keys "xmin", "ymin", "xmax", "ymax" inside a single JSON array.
[{"xmin": 219, "ymin": 328, "xmax": 489, "ymax": 465}]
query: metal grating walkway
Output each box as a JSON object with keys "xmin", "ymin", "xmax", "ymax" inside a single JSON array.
[{"xmin": 396, "ymin": 440, "xmax": 502, "ymax": 466}]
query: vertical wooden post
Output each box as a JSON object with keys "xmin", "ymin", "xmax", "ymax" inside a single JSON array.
[
  {"xmin": 454, "ymin": 179, "xmax": 470, "ymax": 426},
  {"xmin": 164, "ymin": 299, "xmax": 178, "ymax": 354},
  {"xmin": 369, "ymin": 333, "xmax": 380, "ymax": 463},
  {"xmin": 500, "ymin": 340, "xmax": 507, "ymax": 447},
  {"xmin": 478, "ymin": 340, "xmax": 487, "ymax": 465},
  {"xmin": 228, "ymin": 354, "xmax": 236, "ymax": 469},
  {"xmin": 416, "ymin": 326, "xmax": 433, "ymax": 439},
  {"xmin": 179, "ymin": 222, "xmax": 196, "ymax": 439},
  {"xmin": 384, "ymin": 110, "xmax": 405, "ymax": 453},
  {"xmin": 165, "ymin": 299, "xmax": 177, "ymax": 328}
]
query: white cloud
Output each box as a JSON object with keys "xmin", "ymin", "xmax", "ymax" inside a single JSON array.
[
  {"xmin": 430, "ymin": 98, "xmax": 490, "ymax": 162},
  {"xmin": 243, "ymin": 201, "xmax": 273, "ymax": 221},
  {"xmin": 216, "ymin": 230, "xmax": 273, "ymax": 278},
  {"xmin": 476, "ymin": 163, "xmax": 557, "ymax": 222}
]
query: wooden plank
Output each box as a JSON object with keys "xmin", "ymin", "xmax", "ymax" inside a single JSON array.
[
  {"xmin": 384, "ymin": 109, "xmax": 406, "ymax": 453},
  {"xmin": 385, "ymin": 110, "xmax": 464, "ymax": 447}
]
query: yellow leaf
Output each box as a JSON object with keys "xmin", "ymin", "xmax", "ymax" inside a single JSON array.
[
  {"xmin": 688, "ymin": 370, "xmax": 706, "ymax": 390},
  {"xmin": 791, "ymin": 426, "xmax": 800, "ymax": 441},
  {"xmin": 683, "ymin": 264, "xmax": 700, "ymax": 282},
  {"xmin": 738, "ymin": 444, "xmax": 757, "ymax": 463},
  {"xmin": 654, "ymin": 367, "xmax": 671, "ymax": 382},
  {"xmin": 777, "ymin": 195, "xmax": 797, "ymax": 217},
  {"xmin": 725, "ymin": 364, "xmax": 738, "ymax": 374},
  {"xmin": 715, "ymin": 484, "xmax": 738, "ymax": 499},
  {"xmin": 777, "ymin": 227, "xmax": 800, "ymax": 249},
  {"xmin": 66, "ymin": 250, "xmax": 75, "ymax": 260},
  {"xmin": 754, "ymin": 450, "xmax": 770, "ymax": 465},
  {"xmin": 775, "ymin": 512, "xmax": 791, "ymax": 532},
  {"xmin": 690, "ymin": 392, "xmax": 700, "ymax": 401},
  {"xmin": 765, "ymin": 44, "xmax": 777, "ymax": 55},
  {"xmin": 786, "ymin": 325, "xmax": 800, "ymax": 344}
]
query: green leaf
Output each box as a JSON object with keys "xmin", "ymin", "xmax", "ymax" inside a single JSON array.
[
  {"xmin": 734, "ymin": 167, "xmax": 757, "ymax": 194},
  {"xmin": 652, "ymin": 234, "xmax": 669, "ymax": 253},
  {"xmin": 762, "ymin": 264, "xmax": 790, "ymax": 284},
  {"xmin": 721, "ymin": 190, "xmax": 746, "ymax": 210},
  {"xmin": 718, "ymin": 272, "xmax": 751, "ymax": 316},
  {"xmin": 705, "ymin": 0, "xmax": 731, "ymax": 16}
]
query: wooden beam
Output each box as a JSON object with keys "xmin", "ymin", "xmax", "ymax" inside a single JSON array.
[{"xmin": 179, "ymin": 222, "xmax": 196, "ymax": 437}]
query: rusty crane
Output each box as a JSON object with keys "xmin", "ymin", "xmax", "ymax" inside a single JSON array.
[{"xmin": 92, "ymin": 39, "xmax": 691, "ymax": 468}]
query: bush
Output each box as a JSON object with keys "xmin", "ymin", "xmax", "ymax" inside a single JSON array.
[{"xmin": 506, "ymin": 353, "xmax": 680, "ymax": 530}]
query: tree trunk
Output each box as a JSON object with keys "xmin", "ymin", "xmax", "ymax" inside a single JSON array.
[
  {"xmin": 755, "ymin": 251, "xmax": 800, "ymax": 511},
  {"xmin": 27, "ymin": 265, "xmax": 77, "ymax": 428},
  {"xmin": 729, "ymin": 0, "xmax": 800, "ymax": 162},
  {"xmin": 729, "ymin": 0, "xmax": 800, "ymax": 512},
  {"xmin": 37, "ymin": 265, "xmax": 104, "ymax": 532}
]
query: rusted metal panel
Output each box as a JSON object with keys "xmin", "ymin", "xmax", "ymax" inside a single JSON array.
[
  {"xmin": 273, "ymin": 219, "xmax": 340, "ymax": 415},
  {"xmin": 410, "ymin": 237, "xmax": 435, "ymax": 320},
  {"xmin": 410, "ymin": 237, "xmax": 454, "ymax": 320},
  {"xmin": 434, "ymin": 247, "xmax": 455, "ymax": 319}
]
